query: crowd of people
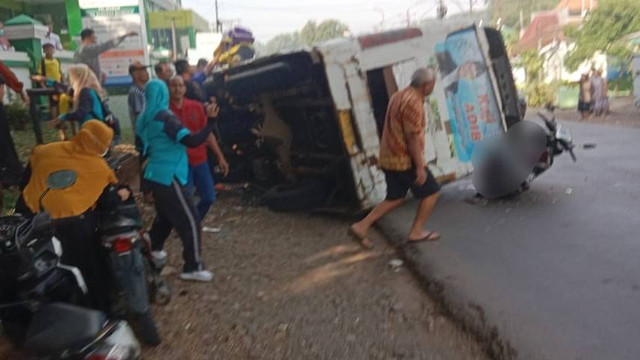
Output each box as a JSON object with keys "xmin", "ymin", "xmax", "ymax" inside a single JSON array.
[
  {"xmin": 0, "ymin": 26, "xmax": 239, "ymax": 317},
  {"xmin": 64, "ymin": 28, "xmax": 232, "ymax": 283},
  {"xmin": 578, "ymin": 68, "xmax": 610, "ymax": 120}
]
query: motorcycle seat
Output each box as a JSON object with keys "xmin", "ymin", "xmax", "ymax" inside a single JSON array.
[{"xmin": 24, "ymin": 302, "xmax": 106, "ymax": 357}]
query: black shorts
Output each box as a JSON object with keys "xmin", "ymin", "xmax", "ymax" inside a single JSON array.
[
  {"xmin": 577, "ymin": 100, "xmax": 592, "ymax": 112},
  {"xmin": 384, "ymin": 167, "xmax": 441, "ymax": 201}
]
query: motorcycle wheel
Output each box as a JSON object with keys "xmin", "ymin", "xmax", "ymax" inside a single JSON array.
[
  {"xmin": 133, "ymin": 311, "xmax": 161, "ymax": 346},
  {"xmin": 149, "ymin": 278, "xmax": 171, "ymax": 305}
]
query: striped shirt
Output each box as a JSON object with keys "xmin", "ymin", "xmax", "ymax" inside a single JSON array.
[{"xmin": 128, "ymin": 84, "xmax": 145, "ymax": 129}]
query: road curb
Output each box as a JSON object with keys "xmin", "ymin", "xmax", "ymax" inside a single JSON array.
[{"xmin": 377, "ymin": 218, "xmax": 518, "ymax": 360}]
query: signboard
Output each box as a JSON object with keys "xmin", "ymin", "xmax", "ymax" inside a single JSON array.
[
  {"xmin": 148, "ymin": 10, "xmax": 193, "ymax": 29},
  {"xmin": 435, "ymin": 27, "xmax": 504, "ymax": 163},
  {"xmin": 79, "ymin": 0, "xmax": 148, "ymax": 85},
  {"xmin": 148, "ymin": 10, "xmax": 209, "ymax": 31}
]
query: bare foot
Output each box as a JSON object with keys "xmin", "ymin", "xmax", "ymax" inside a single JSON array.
[
  {"xmin": 407, "ymin": 230, "xmax": 441, "ymax": 243},
  {"xmin": 349, "ymin": 223, "xmax": 373, "ymax": 249}
]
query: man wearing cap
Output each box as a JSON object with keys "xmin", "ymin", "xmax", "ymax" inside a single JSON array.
[
  {"xmin": 128, "ymin": 61, "xmax": 149, "ymax": 129},
  {"xmin": 349, "ymin": 67, "xmax": 441, "ymax": 248}
]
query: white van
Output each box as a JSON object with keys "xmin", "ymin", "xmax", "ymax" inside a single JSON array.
[{"xmin": 204, "ymin": 22, "xmax": 521, "ymax": 212}]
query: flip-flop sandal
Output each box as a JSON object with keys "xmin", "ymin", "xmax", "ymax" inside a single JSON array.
[
  {"xmin": 407, "ymin": 231, "xmax": 441, "ymax": 244},
  {"xmin": 348, "ymin": 227, "xmax": 374, "ymax": 249}
]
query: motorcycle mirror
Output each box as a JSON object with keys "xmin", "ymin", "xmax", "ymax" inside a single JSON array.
[{"xmin": 46, "ymin": 170, "xmax": 78, "ymax": 190}]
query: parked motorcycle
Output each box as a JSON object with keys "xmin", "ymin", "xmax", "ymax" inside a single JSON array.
[
  {"xmin": 99, "ymin": 153, "xmax": 171, "ymax": 346},
  {"xmin": 0, "ymin": 170, "xmax": 141, "ymax": 360},
  {"xmin": 104, "ymin": 152, "xmax": 171, "ymax": 307},
  {"xmin": 522, "ymin": 104, "xmax": 577, "ymax": 187}
]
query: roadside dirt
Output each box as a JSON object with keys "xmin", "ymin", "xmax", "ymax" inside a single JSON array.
[
  {"xmin": 554, "ymin": 96, "xmax": 640, "ymax": 127},
  {"xmin": 0, "ymin": 193, "xmax": 489, "ymax": 360}
]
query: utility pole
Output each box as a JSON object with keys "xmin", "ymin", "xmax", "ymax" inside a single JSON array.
[
  {"xmin": 171, "ymin": 17, "xmax": 177, "ymax": 61},
  {"xmin": 215, "ymin": 0, "xmax": 221, "ymax": 32},
  {"xmin": 437, "ymin": 0, "xmax": 447, "ymax": 19},
  {"xmin": 469, "ymin": 0, "xmax": 473, "ymax": 14}
]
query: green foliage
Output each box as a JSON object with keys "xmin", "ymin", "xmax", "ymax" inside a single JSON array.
[
  {"xmin": 515, "ymin": 50, "xmax": 544, "ymax": 82},
  {"xmin": 525, "ymin": 82, "xmax": 555, "ymax": 107},
  {"xmin": 608, "ymin": 76, "xmax": 632, "ymax": 92},
  {"xmin": 264, "ymin": 32, "xmax": 302, "ymax": 55},
  {"xmin": 515, "ymin": 51, "xmax": 555, "ymax": 106},
  {"xmin": 300, "ymin": 20, "xmax": 349, "ymax": 46},
  {"xmin": 490, "ymin": 0, "xmax": 558, "ymax": 28},
  {"xmin": 566, "ymin": 0, "xmax": 640, "ymax": 71},
  {"xmin": 501, "ymin": 26, "xmax": 519, "ymax": 54},
  {"xmin": 263, "ymin": 19, "xmax": 349, "ymax": 56},
  {"xmin": 5, "ymin": 100, "xmax": 30, "ymax": 131}
]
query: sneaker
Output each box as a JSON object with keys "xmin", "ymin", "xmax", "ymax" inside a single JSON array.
[
  {"xmin": 151, "ymin": 250, "xmax": 167, "ymax": 261},
  {"xmin": 150, "ymin": 250, "xmax": 168, "ymax": 269},
  {"xmin": 180, "ymin": 270, "xmax": 214, "ymax": 282}
]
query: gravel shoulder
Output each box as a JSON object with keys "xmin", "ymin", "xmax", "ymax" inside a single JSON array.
[
  {"xmin": 554, "ymin": 96, "xmax": 640, "ymax": 127},
  {"xmin": 140, "ymin": 193, "xmax": 489, "ymax": 359},
  {"xmin": 0, "ymin": 193, "xmax": 489, "ymax": 360}
]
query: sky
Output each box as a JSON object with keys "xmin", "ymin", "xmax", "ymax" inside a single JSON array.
[{"xmin": 180, "ymin": 0, "xmax": 488, "ymax": 43}]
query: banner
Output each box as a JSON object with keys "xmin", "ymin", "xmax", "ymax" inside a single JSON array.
[
  {"xmin": 79, "ymin": 0, "xmax": 147, "ymax": 85},
  {"xmin": 435, "ymin": 27, "xmax": 504, "ymax": 163}
]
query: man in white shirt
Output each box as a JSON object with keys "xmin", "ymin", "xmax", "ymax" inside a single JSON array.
[{"xmin": 42, "ymin": 23, "xmax": 63, "ymax": 51}]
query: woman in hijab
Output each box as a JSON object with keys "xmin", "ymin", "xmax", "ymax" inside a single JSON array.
[
  {"xmin": 48, "ymin": 64, "xmax": 120, "ymax": 141},
  {"xmin": 17, "ymin": 120, "xmax": 127, "ymax": 311},
  {"xmin": 136, "ymin": 79, "xmax": 217, "ymax": 282}
]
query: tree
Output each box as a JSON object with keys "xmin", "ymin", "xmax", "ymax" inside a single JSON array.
[
  {"xmin": 566, "ymin": 0, "xmax": 640, "ymax": 71},
  {"xmin": 264, "ymin": 32, "xmax": 302, "ymax": 55},
  {"xmin": 515, "ymin": 50, "xmax": 554, "ymax": 106},
  {"xmin": 263, "ymin": 19, "xmax": 349, "ymax": 56},
  {"xmin": 312, "ymin": 20, "xmax": 349, "ymax": 44}
]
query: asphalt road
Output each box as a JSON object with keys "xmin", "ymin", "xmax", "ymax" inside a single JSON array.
[{"xmin": 379, "ymin": 119, "xmax": 640, "ymax": 360}]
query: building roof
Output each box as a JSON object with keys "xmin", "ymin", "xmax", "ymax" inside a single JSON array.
[
  {"xmin": 555, "ymin": 0, "xmax": 598, "ymax": 13},
  {"xmin": 4, "ymin": 14, "xmax": 42, "ymax": 26},
  {"xmin": 516, "ymin": 11, "xmax": 562, "ymax": 53}
]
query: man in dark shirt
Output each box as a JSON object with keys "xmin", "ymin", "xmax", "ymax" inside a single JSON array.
[{"xmin": 174, "ymin": 59, "xmax": 205, "ymax": 102}]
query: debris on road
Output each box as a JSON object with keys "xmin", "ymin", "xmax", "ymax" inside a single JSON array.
[{"xmin": 565, "ymin": 187, "xmax": 574, "ymax": 195}]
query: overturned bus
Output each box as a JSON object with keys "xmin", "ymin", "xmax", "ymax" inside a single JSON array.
[{"xmin": 203, "ymin": 22, "xmax": 521, "ymax": 212}]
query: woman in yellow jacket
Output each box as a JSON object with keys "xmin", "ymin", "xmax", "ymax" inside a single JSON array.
[{"xmin": 17, "ymin": 120, "xmax": 128, "ymax": 311}]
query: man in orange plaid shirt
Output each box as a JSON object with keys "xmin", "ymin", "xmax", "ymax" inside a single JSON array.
[{"xmin": 350, "ymin": 68, "xmax": 441, "ymax": 248}]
